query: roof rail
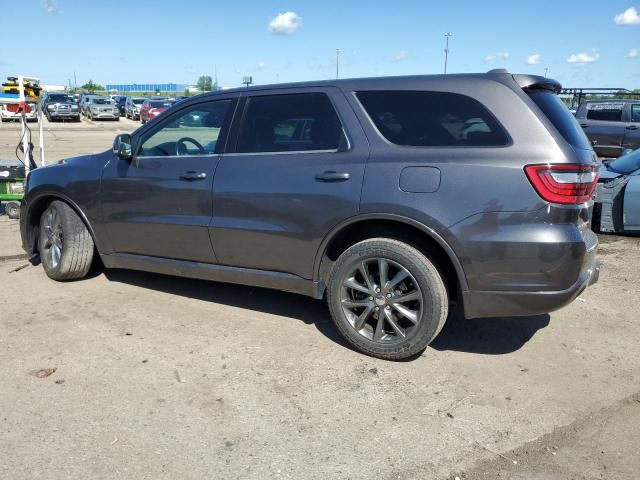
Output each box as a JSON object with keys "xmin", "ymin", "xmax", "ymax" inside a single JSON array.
[{"xmin": 486, "ymin": 68, "xmax": 509, "ymax": 74}]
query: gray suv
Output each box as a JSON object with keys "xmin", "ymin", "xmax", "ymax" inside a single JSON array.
[
  {"xmin": 20, "ymin": 70, "xmax": 600, "ymax": 360},
  {"xmin": 576, "ymin": 99, "xmax": 640, "ymax": 158},
  {"xmin": 40, "ymin": 92, "xmax": 80, "ymax": 122}
]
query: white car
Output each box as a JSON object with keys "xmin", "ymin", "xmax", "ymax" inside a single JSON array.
[{"xmin": 0, "ymin": 103, "xmax": 37, "ymax": 122}]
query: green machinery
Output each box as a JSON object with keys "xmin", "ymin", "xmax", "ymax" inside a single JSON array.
[{"xmin": 0, "ymin": 75, "xmax": 44, "ymax": 219}]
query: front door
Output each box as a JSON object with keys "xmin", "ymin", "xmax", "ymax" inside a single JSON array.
[
  {"xmin": 101, "ymin": 97, "xmax": 237, "ymax": 263},
  {"xmin": 211, "ymin": 89, "xmax": 369, "ymax": 279},
  {"xmin": 622, "ymin": 103, "xmax": 640, "ymax": 152}
]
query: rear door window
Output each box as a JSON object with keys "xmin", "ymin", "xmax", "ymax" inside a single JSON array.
[
  {"xmin": 631, "ymin": 104, "xmax": 640, "ymax": 122},
  {"xmin": 356, "ymin": 90, "xmax": 509, "ymax": 147},
  {"xmin": 528, "ymin": 90, "xmax": 592, "ymax": 150},
  {"xmin": 585, "ymin": 103, "xmax": 624, "ymax": 121},
  {"xmin": 236, "ymin": 93, "xmax": 344, "ymax": 153}
]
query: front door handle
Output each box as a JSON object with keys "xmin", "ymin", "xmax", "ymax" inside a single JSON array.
[
  {"xmin": 580, "ymin": 123, "xmax": 589, "ymax": 128},
  {"xmin": 626, "ymin": 125, "xmax": 639, "ymax": 130},
  {"xmin": 180, "ymin": 171, "xmax": 207, "ymax": 181},
  {"xmin": 315, "ymin": 171, "xmax": 351, "ymax": 182}
]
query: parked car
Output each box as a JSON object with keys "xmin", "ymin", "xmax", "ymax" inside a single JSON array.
[
  {"xmin": 139, "ymin": 99, "xmax": 174, "ymax": 124},
  {"xmin": 575, "ymin": 99, "xmax": 640, "ymax": 159},
  {"xmin": 0, "ymin": 103, "xmax": 37, "ymax": 122},
  {"xmin": 79, "ymin": 93, "xmax": 97, "ymax": 116},
  {"xmin": 19, "ymin": 71, "xmax": 600, "ymax": 360},
  {"xmin": 86, "ymin": 97, "xmax": 119, "ymax": 121},
  {"xmin": 592, "ymin": 148, "xmax": 640, "ymax": 234},
  {"xmin": 124, "ymin": 97, "xmax": 146, "ymax": 120},
  {"xmin": 113, "ymin": 95, "xmax": 127, "ymax": 116},
  {"xmin": 40, "ymin": 92, "xmax": 80, "ymax": 122}
]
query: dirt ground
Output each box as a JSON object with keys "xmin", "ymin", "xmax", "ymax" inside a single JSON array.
[{"xmin": 0, "ymin": 120, "xmax": 639, "ymax": 479}]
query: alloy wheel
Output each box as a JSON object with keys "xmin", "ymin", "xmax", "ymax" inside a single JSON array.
[
  {"xmin": 42, "ymin": 207, "xmax": 63, "ymax": 269},
  {"xmin": 340, "ymin": 258, "xmax": 424, "ymax": 344}
]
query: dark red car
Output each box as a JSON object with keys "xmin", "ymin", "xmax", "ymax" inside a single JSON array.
[{"xmin": 139, "ymin": 99, "xmax": 175, "ymax": 124}]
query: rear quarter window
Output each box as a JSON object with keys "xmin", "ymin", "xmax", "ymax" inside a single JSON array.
[
  {"xmin": 356, "ymin": 90, "xmax": 509, "ymax": 147},
  {"xmin": 585, "ymin": 103, "xmax": 624, "ymax": 122}
]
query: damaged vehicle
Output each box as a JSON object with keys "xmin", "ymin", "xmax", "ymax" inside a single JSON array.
[{"xmin": 593, "ymin": 148, "xmax": 640, "ymax": 234}]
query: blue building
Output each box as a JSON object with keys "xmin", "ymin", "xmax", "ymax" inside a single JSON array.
[{"xmin": 105, "ymin": 83, "xmax": 189, "ymax": 92}]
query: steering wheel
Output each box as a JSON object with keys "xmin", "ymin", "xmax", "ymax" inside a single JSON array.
[{"xmin": 176, "ymin": 137, "xmax": 206, "ymax": 155}]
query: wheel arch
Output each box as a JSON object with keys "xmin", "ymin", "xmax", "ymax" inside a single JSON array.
[
  {"xmin": 313, "ymin": 214, "xmax": 468, "ymax": 302},
  {"xmin": 23, "ymin": 192, "xmax": 100, "ymax": 255}
]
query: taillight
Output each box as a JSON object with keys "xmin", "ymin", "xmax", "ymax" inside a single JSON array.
[{"xmin": 524, "ymin": 164, "xmax": 599, "ymax": 204}]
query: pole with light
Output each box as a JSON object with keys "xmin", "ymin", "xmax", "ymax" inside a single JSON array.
[{"xmin": 444, "ymin": 32, "xmax": 453, "ymax": 74}]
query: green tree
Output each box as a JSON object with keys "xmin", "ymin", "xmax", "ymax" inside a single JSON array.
[
  {"xmin": 197, "ymin": 75, "xmax": 213, "ymax": 92},
  {"xmin": 183, "ymin": 89, "xmax": 191, "ymax": 97},
  {"xmin": 80, "ymin": 80, "xmax": 103, "ymax": 92}
]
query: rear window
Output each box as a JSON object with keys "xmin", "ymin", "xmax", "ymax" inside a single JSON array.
[
  {"xmin": 528, "ymin": 90, "xmax": 592, "ymax": 150},
  {"xmin": 356, "ymin": 91, "xmax": 509, "ymax": 147}
]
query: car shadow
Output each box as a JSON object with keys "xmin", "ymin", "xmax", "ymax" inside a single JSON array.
[
  {"xmin": 102, "ymin": 268, "xmax": 550, "ymax": 358},
  {"xmin": 103, "ymin": 268, "xmax": 350, "ymax": 348},
  {"xmin": 430, "ymin": 309, "xmax": 550, "ymax": 355}
]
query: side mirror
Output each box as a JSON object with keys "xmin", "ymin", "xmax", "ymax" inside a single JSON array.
[{"xmin": 113, "ymin": 134, "xmax": 133, "ymax": 161}]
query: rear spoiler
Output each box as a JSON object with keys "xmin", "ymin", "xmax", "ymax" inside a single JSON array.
[{"xmin": 512, "ymin": 74, "xmax": 562, "ymax": 94}]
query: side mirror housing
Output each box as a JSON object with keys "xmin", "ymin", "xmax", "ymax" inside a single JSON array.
[{"xmin": 113, "ymin": 134, "xmax": 133, "ymax": 161}]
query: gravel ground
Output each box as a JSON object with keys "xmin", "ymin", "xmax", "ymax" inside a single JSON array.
[{"xmin": 0, "ymin": 121, "xmax": 639, "ymax": 479}]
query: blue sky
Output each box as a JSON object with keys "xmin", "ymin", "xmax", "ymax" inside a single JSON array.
[{"xmin": 1, "ymin": 0, "xmax": 639, "ymax": 89}]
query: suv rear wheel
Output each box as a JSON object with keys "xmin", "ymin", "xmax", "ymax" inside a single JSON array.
[
  {"xmin": 327, "ymin": 238, "xmax": 448, "ymax": 360},
  {"xmin": 38, "ymin": 200, "xmax": 94, "ymax": 281}
]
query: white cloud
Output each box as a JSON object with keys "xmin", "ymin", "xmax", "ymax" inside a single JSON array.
[
  {"xmin": 256, "ymin": 62, "xmax": 266, "ymax": 70},
  {"xmin": 614, "ymin": 7, "xmax": 640, "ymax": 24},
  {"xmin": 42, "ymin": 0, "xmax": 60, "ymax": 14},
  {"xmin": 394, "ymin": 50, "xmax": 409, "ymax": 61},
  {"xmin": 269, "ymin": 11, "xmax": 302, "ymax": 35},
  {"xmin": 484, "ymin": 52, "xmax": 509, "ymax": 62},
  {"xmin": 526, "ymin": 53, "xmax": 541, "ymax": 65},
  {"xmin": 566, "ymin": 50, "xmax": 599, "ymax": 64},
  {"xmin": 628, "ymin": 48, "xmax": 640, "ymax": 57}
]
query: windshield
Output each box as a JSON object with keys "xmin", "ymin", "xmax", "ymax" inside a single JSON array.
[
  {"xmin": 92, "ymin": 98, "xmax": 112, "ymax": 105},
  {"xmin": 133, "ymin": 98, "xmax": 145, "ymax": 105},
  {"xmin": 609, "ymin": 149, "xmax": 640, "ymax": 175},
  {"xmin": 49, "ymin": 94, "xmax": 74, "ymax": 103},
  {"xmin": 527, "ymin": 90, "xmax": 592, "ymax": 150},
  {"xmin": 150, "ymin": 101, "xmax": 173, "ymax": 108}
]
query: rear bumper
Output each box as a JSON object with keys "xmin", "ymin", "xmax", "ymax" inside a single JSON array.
[
  {"xmin": 461, "ymin": 225, "xmax": 599, "ymax": 319},
  {"xmin": 462, "ymin": 259, "xmax": 599, "ymax": 318}
]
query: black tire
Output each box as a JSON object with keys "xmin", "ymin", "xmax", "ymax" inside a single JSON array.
[
  {"xmin": 38, "ymin": 200, "xmax": 94, "ymax": 281},
  {"xmin": 5, "ymin": 201, "xmax": 20, "ymax": 219},
  {"xmin": 327, "ymin": 238, "xmax": 449, "ymax": 360}
]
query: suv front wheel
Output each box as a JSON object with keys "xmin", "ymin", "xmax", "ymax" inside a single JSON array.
[
  {"xmin": 38, "ymin": 200, "xmax": 94, "ymax": 281},
  {"xmin": 327, "ymin": 238, "xmax": 448, "ymax": 360}
]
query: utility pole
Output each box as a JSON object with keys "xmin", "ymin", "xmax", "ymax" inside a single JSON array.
[
  {"xmin": 73, "ymin": 72, "xmax": 77, "ymax": 89},
  {"xmin": 444, "ymin": 32, "xmax": 452, "ymax": 74},
  {"xmin": 544, "ymin": 67, "xmax": 549, "ymax": 77},
  {"xmin": 336, "ymin": 48, "xmax": 340, "ymax": 79}
]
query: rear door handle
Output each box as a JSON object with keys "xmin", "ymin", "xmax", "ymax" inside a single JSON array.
[
  {"xmin": 180, "ymin": 171, "xmax": 207, "ymax": 181},
  {"xmin": 626, "ymin": 125, "xmax": 639, "ymax": 130},
  {"xmin": 315, "ymin": 171, "xmax": 350, "ymax": 182},
  {"xmin": 580, "ymin": 123, "xmax": 589, "ymax": 128}
]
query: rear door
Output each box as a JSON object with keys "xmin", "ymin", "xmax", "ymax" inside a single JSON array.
[
  {"xmin": 210, "ymin": 88, "xmax": 369, "ymax": 279},
  {"xmin": 577, "ymin": 102, "xmax": 627, "ymax": 158},
  {"xmin": 622, "ymin": 103, "xmax": 640, "ymax": 152}
]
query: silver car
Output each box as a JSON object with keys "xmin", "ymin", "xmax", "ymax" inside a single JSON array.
[
  {"xmin": 593, "ymin": 148, "xmax": 640, "ymax": 234},
  {"xmin": 87, "ymin": 97, "xmax": 119, "ymax": 121},
  {"xmin": 125, "ymin": 97, "xmax": 146, "ymax": 120}
]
